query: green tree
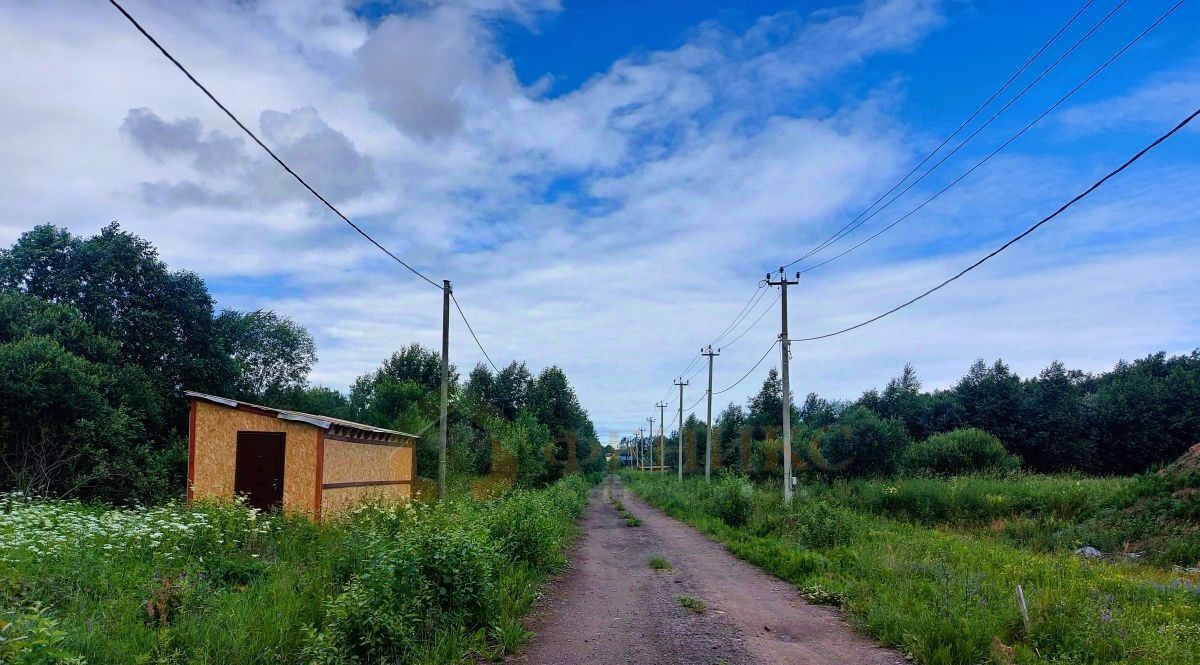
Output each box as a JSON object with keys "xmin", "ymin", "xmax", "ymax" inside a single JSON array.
[
  {"xmin": 215, "ymin": 309, "xmax": 316, "ymax": 401},
  {"xmin": 1019, "ymin": 361, "xmax": 1091, "ymax": 472},
  {"xmin": 955, "ymin": 359, "xmax": 1023, "ymax": 451},
  {"xmin": 817, "ymin": 406, "xmax": 911, "ymax": 477}
]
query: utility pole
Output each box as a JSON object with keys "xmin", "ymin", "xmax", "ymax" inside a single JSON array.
[
  {"xmin": 656, "ymin": 401, "xmax": 668, "ymax": 472},
  {"xmin": 635, "ymin": 428, "xmax": 643, "ymax": 468},
  {"xmin": 439, "ymin": 279, "xmax": 451, "ymax": 501},
  {"xmin": 702, "ymin": 345, "xmax": 720, "ymax": 482},
  {"xmin": 674, "ymin": 378, "xmax": 688, "ymax": 481},
  {"xmin": 767, "ymin": 269, "xmax": 799, "ymax": 502},
  {"xmin": 646, "ymin": 417, "xmax": 655, "ymax": 470}
]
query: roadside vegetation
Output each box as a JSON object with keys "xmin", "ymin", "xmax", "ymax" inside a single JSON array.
[
  {"xmin": 0, "ymin": 224, "xmax": 608, "ymax": 505},
  {"xmin": 627, "ymin": 471, "xmax": 1200, "ymax": 664},
  {"xmin": 0, "ymin": 476, "xmax": 590, "ymax": 664}
]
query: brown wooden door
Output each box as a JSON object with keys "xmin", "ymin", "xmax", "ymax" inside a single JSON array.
[{"xmin": 234, "ymin": 432, "xmax": 285, "ymax": 511}]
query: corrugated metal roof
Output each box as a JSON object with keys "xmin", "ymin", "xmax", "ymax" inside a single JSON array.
[{"xmin": 184, "ymin": 390, "xmax": 418, "ymax": 440}]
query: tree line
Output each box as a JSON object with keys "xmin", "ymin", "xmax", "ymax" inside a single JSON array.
[
  {"xmin": 0, "ymin": 224, "xmax": 601, "ymax": 502},
  {"xmin": 658, "ymin": 352, "xmax": 1200, "ymax": 479}
]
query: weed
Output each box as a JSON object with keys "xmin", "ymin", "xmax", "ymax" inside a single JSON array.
[
  {"xmin": 677, "ymin": 596, "xmax": 706, "ymax": 614},
  {"xmin": 0, "ymin": 476, "xmax": 592, "ymax": 664},
  {"xmin": 649, "ymin": 557, "xmax": 672, "ymax": 570},
  {"xmin": 625, "ymin": 517, "xmax": 642, "ymax": 527}
]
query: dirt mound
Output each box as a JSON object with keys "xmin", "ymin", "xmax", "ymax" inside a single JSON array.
[{"xmin": 1162, "ymin": 443, "xmax": 1200, "ymax": 476}]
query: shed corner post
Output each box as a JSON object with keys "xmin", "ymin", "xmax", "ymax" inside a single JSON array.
[
  {"xmin": 314, "ymin": 428, "xmax": 326, "ymax": 520},
  {"xmin": 186, "ymin": 398, "xmax": 197, "ymax": 504}
]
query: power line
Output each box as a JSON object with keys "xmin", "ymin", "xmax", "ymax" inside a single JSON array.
[
  {"xmin": 713, "ymin": 339, "xmax": 780, "ymax": 396},
  {"xmin": 710, "ymin": 284, "xmax": 768, "ymax": 346},
  {"xmin": 795, "ymin": 0, "xmax": 1185, "ymax": 277},
  {"xmin": 783, "ymin": 0, "xmax": 1106, "ymax": 270},
  {"xmin": 106, "ymin": 0, "xmax": 441, "ymax": 290},
  {"xmin": 795, "ymin": 104, "xmax": 1200, "ymax": 342},
  {"xmin": 451, "ymin": 293, "xmax": 499, "ymax": 373},
  {"xmin": 720, "ymin": 291, "xmax": 780, "ymax": 350}
]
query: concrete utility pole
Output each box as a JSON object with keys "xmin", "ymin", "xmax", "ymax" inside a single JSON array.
[
  {"xmin": 646, "ymin": 417, "xmax": 655, "ymax": 470},
  {"xmin": 656, "ymin": 401, "xmax": 668, "ymax": 472},
  {"xmin": 439, "ymin": 280, "xmax": 452, "ymax": 501},
  {"xmin": 674, "ymin": 378, "xmax": 688, "ymax": 481},
  {"xmin": 767, "ymin": 269, "xmax": 799, "ymax": 502},
  {"xmin": 702, "ymin": 345, "xmax": 720, "ymax": 482}
]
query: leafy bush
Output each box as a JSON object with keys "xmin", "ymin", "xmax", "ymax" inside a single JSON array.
[
  {"xmin": 704, "ymin": 475, "xmax": 753, "ymax": 527},
  {"xmin": 790, "ymin": 500, "xmax": 858, "ymax": 550},
  {"xmin": 818, "ymin": 407, "xmax": 911, "ymax": 477},
  {"xmin": 0, "ymin": 604, "xmax": 84, "ymax": 665},
  {"xmin": 904, "ymin": 428, "xmax": 1019, "ymax": 475}
]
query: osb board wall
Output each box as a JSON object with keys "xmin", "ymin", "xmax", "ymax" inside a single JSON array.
[
  {"xmin": 322, "ymin": 440, "xmax": 414, "ymax": 484},
  {"xmin": 322, "ymin": 483, "xmax": 412, "ymax": 514},
  {"xmin": 191, "ymin": 400, "xmax": 318, "ymax": 515}
]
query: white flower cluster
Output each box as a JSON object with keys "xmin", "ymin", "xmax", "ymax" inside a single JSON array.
[{"xmin": 0, "ymin": 493, "xmax": 270, "ymax": 565}]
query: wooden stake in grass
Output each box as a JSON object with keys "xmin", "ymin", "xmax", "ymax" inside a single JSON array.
[{"xmin": 1016, "ymin": 585, "xmax": 1031, "ymax": 635}]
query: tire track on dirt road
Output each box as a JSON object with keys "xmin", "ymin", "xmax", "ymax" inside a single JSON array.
[{"xmin": 512, "ymin": 476, "xmax": 904, "ymax": 664}]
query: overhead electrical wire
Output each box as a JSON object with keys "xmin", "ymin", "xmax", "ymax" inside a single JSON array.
[
  {"xmin": 794, "ymin": 0, "xmax": 1183, "ymax": 275},
  {"xmin": 710, "ymin": 284, "xmax": 768, "ymax": 347},
  {"xmin": 795, "ymin": 104, "xmax": 1200, "ymax": 342},
  {"xmin": 713, "ymin": 339, "xmax": 781, "ymax": 396},
  {"xmin": 108, "ymin": 0, "xmax": 517, "ymax": 378},
  {"xmin": 720, "ymin": 291, "xmax": 780, "ymax": 350},
  {"xmin": 107, "ymin": 0, "xmax": 440, "ymax": 290},
  {"xmin": 451, "ymin": 293, "xmax": 499, "ymax": 372},
  {"xmin": 783, "ymin": 0, "xmax": 1106, "ymax": 270}
]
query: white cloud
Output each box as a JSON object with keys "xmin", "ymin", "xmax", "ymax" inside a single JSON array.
[
  {"xmin": 3, "ymin": 0, "xmax": 1197, "ymax": 437},
  {"xmin": 1058, "ymin": 60, "xmax": 1200, "ymax": 134}
]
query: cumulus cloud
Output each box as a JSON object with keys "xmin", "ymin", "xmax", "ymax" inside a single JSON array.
[
  {"xmin": 5, "ymin": 0, "xmax": 1197, "ymax": 435},
  {"xmin": 120, "ymin": 107, "xmax": 377, "ymax": 208}
]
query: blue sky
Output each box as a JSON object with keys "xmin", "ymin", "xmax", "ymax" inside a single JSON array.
[{"xmin": 2, "ymin": 0, "xmax": 1198, "ymax": 437}]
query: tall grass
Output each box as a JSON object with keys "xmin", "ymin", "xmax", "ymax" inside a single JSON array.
[
  {"xmin": 627, "ymin": 472, "xmax": 1200, "ymax": 665},
  {"xmin": 0, "ymin": 476, "xmax": 590, "ymax": 664}
]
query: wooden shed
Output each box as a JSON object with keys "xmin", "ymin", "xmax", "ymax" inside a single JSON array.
[{"xmin": 185, "ymin": 390, "xmax": 418, "ymax": 517}]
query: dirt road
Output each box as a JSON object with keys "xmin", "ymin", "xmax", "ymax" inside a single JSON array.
[{"xmin": 513, "ymin": 476, "xmax": 903, "ymax": 665}]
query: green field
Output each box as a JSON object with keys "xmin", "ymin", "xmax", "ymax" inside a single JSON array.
[
  {"xmin": 626, "ymin": 471, "xmax": 1200, "ymax": 665},
  {"xmin": 0, "ymin": 476, "xmax": 590, "ymax": 664}
]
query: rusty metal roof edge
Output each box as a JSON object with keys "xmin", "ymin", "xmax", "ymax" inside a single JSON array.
[{"xmin": 183, "ymin": 390, "xmax": 419, "ymax": 440}]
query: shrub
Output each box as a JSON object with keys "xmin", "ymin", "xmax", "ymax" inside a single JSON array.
[
  {"xmin": 818, "ymin": 407, "xmax": 911, "ymax": 477},
  {"xmin": 705, "ymin": 475, "xmax": 753, "ymax": 527},
  {"xmin": 791, "ymin": 500, "xmax": 859, "ymax": 550},
  {"xmin": 904, "ymin": 428, "xmax": 1020, "ymax": 475}
]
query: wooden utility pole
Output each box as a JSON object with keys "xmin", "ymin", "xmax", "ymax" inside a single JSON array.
[
  {"xmin": 702, "ymin": 345, "xmax": 720, "ymax": 482},
  {"xmin": 635, "ymin": 428, "xmax": 643, "ymax": 468},
  {"xmin": 767, "ymin": 269, "xmax": 799, "ymax": 502},
  {"xmin": 674, "ymin": 378, "xmax": 688, "ymax": 480},
  {"xmin": 656, "ymin": 401, "xmax": 668, "ymax": 472},
  {"xmin": 646, "ymin": 417, "xmax": 655, "ymax": 470},
  {"xmin": 439, "ymin": 279, "xmax": 452, "ymax": 501}
]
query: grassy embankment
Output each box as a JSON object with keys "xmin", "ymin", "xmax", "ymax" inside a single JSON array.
[
  {"xmin": 625, "ymin": 471, "xmax": 1200, "ymax": 665},
  {"xmin": 0, "ymin": 475, "xmax": 591, "ymax": 664}
]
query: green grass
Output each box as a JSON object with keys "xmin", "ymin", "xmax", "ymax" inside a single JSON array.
[
  {"xmin": 627, "ymin": 472, "xmax": 1200, "ymax": 665},
  {"xmin": 625, "ymin": 517, "xmax": 643, "ymax": 527},
  {"xmin": 800, "ymin": 472, "xmax": 1200, "ymax": 568},
  {"xmin": 0, "ymin": 476, "xmax": 591, "ymax": 664},
  {"xmin": 649, "ymin": 556, "xmax": 673, "ymax": 570},
  {"xmin": 677, "ymin": 596, "xmax": 706, "ymax": 613}
]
